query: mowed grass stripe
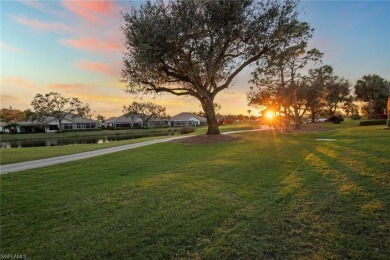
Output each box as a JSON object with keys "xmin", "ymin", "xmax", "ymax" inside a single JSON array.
[{"xmin": 1, "ymin": 124, "xmax": 389, "ymax": 259}]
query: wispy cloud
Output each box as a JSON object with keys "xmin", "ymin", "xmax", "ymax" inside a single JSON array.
[
  {"xmin": 60, "ymin": 37, "xmax": 122, "ymax": 52},
  {"xmin": 76, "ymin": 60, "xmax": 118, "ymax": 77},
  {"xmin": 3, "ymin": 76, "xmax": 38, "ymax": 90},
  {"xmin": 17, "ymin": 0, "xmax": 64, "ymax": 17},
  {"xmin": 62, "ymin": 0, "xmax": 119, "ymax": 23},
  {"xmin": 46, "ymin": 82, "xmax": 131, "ymax": 115},
  {"xmin": 1, "ymin": 77, "xmax": 42, "ymax": 109},
  {"xmin": 13, "ymin": 15, "xmax": 72, "ymax": 33},
  {"xmin": 0, "ymin": 41, "xmax": 24, "ymax": 53}
]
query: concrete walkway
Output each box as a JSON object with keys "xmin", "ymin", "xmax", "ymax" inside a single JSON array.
[{"xmin": 0, "ymin": 128, "xmax": 272, "ymax": 174}]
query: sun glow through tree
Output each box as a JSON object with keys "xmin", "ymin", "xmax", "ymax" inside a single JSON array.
[{"xmin": 265, "ymin": 110, "xmax": 275, "ymax": 120}]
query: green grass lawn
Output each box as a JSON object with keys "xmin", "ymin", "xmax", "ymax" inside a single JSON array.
[
  {"xmin": 0, "ymin": 124, "xmax": 256, "ymax": 165},
  {"xmin": 1, "ymin": 122, "xmax": 389, "ymax": 259}
]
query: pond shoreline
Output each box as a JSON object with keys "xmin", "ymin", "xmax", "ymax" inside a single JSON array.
[
  {"xmin": 1, "ymin": 130, "xmax": 182, "ymax": 149},
  {"xmin": 0, "ymin": 128, "xmax": 183, "ymax": 142}
]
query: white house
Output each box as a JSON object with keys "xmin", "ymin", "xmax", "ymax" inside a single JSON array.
[
  {"xmin": 105, "ymin": 115, "xmax": 143, "ymax": 128},
  {"xmin": 0, "ymin": 122, "xmax": 10, "ymax": 133},
  {"xmin": 105, "ymin": 114, "xmax": 168, "ymax": 128},
  {"xmin": 169, "ymin": 112, "xmax": 207, "ymax": 126},
  {"xmin": 105, "ymin": 112, "xmax": 206, "ymax": 129},
  {"xmin": 16, "ymin": 114, "xmax": 97, "ymax": 133}
]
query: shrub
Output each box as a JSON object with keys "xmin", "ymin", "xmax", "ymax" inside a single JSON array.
[
  {"xmin": 387, "ymin": 118, "xmax": 390, "ymax": 127},
  {"xmin": 359, "ymin": 120, "xmax": 387, "ymax": 126},
  {"xmin": 327, "ymin": 116, "xmax": 344, "ymax": 124},
  {"xmin": 180, "ymin": 127, "xmax": 196, "ymax": 134},
  {"xmin": 351, "ymin": 114, "xmax": 361, "ymax": 120}
]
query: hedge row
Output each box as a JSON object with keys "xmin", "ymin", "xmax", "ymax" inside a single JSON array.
[{"xmin": 359, "ymin": 120, "xmax": 387, "ymax": 126}]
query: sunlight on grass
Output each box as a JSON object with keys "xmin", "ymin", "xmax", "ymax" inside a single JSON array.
[
  {"xmin": 279, "ymin": 170, "xmax": 302, "ymax": 196},
  {"xmin": 361, "ymin": 200, "xmax": 384, "ymax": 214},
  {"xmin": 304, "ymin": 150, "xmax": 371, "ymax": 197},
  {"xmin": 315, "ymin": 145, "xmax": 338, "ymax": 159},
  {"xmin": 1, "ymin": 124, "xmax": 389, "ymax": 258}
]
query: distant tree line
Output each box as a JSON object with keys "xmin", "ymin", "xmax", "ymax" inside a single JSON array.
[{"xmin": 247, "ymin": 68, "xmax": 388, "ymax": 129}]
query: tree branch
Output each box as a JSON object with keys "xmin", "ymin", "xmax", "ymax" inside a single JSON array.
[{"xmin": 215, "ymin": 48, "xmax": 268, "ymax": 95}]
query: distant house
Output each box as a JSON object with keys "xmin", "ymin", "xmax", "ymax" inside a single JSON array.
[
  {"xmin": 16, "ymin": 114, "xmax": 97, "ymax": 133},
  {"xmin": 105, "ymin": 112, "xmax": 206, "ymax": 129},
  {"xmin": 105, "ymin": 115, "xmax": 143, "ymax": 128},
  {"xmin": 169, "ymin": 112, "xmax": 207, "ymax": 126},
  {"xmin": 106, "ymin": 114, "xmax": 168, "ymax": 128},
  {"xmin": 0, "ymin": 122, "xmax": 10, "ymax": 133}
]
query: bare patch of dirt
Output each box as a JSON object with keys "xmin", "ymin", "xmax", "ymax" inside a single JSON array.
[{"xmin": 172, "ymin": 134, "xmax": 243, "ymax": 144}]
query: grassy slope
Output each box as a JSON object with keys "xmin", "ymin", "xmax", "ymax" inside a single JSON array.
[
  {"xmin": 0, "ymin": 124, "xmax": 254, "ymax": 165},
  {"xmin": 0, "ymin": 136, "xmax": 170, "ymax": 165},
  {"xmin": 1, "ymin": 122, "xmax": 389, "ymax": 259}
]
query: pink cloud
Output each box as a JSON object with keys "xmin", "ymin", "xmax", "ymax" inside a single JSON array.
[
  {"xmin": 0, "ymin": 41, "xmax": 23, "ymax": 53},
  {"xmin": 60, "ymin": 37, "xmax": 122, "ymax": 52},
  {"xmin": 62, "ymin": 0, "xmax": 118, "ymax": 23},
  {"xmin": 47, "ymin": 83, "xmax": 89, "ymax": 93},
  {"xmin": 13, "ymin": 15, "xmax": 72, "ymax": 33},
  {"xmin": 3, "ymin": 76, "xmax": 37, "ymax": 90},
  {"xmin": 76, "ymin": 60, "xmax": 118, "ymax": 77}
]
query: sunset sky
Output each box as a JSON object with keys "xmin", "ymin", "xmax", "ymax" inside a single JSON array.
[{"xmin": 1, "ymin": 0, "xmax": 389, "ymax": 118}]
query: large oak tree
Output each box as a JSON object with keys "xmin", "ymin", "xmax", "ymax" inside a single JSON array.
[
  {"xmin": 122, "ymin": 0, "xmax": 312, "ymax": 134},
  {"xmin": 31, "ymin": 92, "xmax": 91, "ymax": 132}
]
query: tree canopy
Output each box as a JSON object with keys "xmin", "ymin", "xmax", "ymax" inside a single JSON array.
[
  {"xmin": 122, "ymin": 0, "xmax": 313, "ymax": 134},
  {"xmin": 355, "ymin": 74, "xmax": 388, "ymax": 119},
  {"xmin": 31, "ymin": 92, "xmax": 90, "ymax": 132},
  {"xmin": 123, "ymin": 101, "xmax": 166, "ymax": 128},
  {"xmin": 0, "ymin": 107, "xmax": 25, "ymax": 123}
]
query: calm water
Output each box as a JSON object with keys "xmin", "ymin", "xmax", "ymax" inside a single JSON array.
[{"xmin": 1, "ymin": 132, "xmax": 179, "ymax": 149}]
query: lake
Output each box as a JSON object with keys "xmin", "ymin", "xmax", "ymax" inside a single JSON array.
[{"xmin": 1, "ymin": 132, "xmax": 179, "ymax": 149}]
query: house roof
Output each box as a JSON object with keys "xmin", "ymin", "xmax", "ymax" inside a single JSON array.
[
  {"xmin": 105, "ymin": 117, "xmax": 118, "ymax": 123},
  {"xmin": 18, "ymin": 113, "xmax": 96, "ymax": 125},
  {"xmin": 106, "ymin": 114, "xmax": 142, "ymax": 123},
  {"xmin": 170, "ymin": 112, "xmax": 207, "ymax": 122},
  {"xmin": 106, "ymin": 114, "xmax": 168, "ymax": 124}
]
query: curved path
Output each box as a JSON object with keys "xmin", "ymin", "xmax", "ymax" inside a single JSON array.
[{"xmin": 0, "ymin": 128, "xmax": 272, "ymax": 174}]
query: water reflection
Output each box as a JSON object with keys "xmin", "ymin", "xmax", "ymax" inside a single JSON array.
[{"xmin": 1, "ymin": 132, "xmax": 178, "ymax": 149}]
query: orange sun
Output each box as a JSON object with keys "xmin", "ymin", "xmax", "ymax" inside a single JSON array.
[{"xmin": 265, "ymin": 111, "xmax": 274, "ymax": 119}]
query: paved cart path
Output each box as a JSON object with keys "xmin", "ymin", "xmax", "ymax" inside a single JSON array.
[{"xmin": 0, "ymin": 128, "xmax": 272, "ymax": 174}]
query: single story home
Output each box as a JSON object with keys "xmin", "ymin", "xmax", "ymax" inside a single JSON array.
[
  {"xmin": 169, "ymin": 112, "xmax": 207, "ymax": 126},
  {"xmin": 105, "ymin": 112, "xmax": 207, "ymax": 129},
  {"xmin": 0, "ymin": 122, "xmax": 10, "ymax": 133},
  {"xmin": 16, "ymin": 114, "xmax": 97, "ymax": 133},
  {"xmin": 105, "ymin": 114, "xmax": 168, "ymax": 128}
]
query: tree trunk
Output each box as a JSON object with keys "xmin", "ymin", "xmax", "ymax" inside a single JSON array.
[
  {"xmin": 281, "ymin": 69, "xmax": 289, "ymax": 132},
  {"xmin": 368, "ymin": 97, "xmax": 374, "ymax": 120},
  {"xmin": 293, "ymin": 88, "xmax": 300, "ymax": 129},
  {"xmin": 311, "ymin": 105, "xmax": 316, "ymax": 123},
  {"xmin": 58, "ymin": 119, "xmax": 63, "ymax": 133},
  {"xmin": 202, "ymin": 98, "xmax": 220, "ymax": 135}
]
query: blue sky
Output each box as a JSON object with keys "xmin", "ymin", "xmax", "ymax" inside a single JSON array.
[{"xmin": 1, "ymin": 0, "xmax": 389, "ymax": 117}]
